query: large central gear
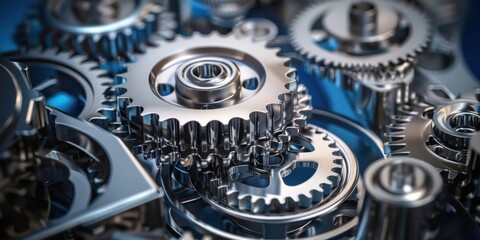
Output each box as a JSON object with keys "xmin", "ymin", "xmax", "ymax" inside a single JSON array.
[
  {"xmin": 289, "ymin": 0, "xmax": 430, "ymax": 69},
  {"xmin": 109, "ymin": 32, "xmax": 311, "ymax": 159}
]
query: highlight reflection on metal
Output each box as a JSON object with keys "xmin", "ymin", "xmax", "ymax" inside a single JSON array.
[{"xmin": 1, "ymin": 0, "xmax": 480, "ymax": 239}]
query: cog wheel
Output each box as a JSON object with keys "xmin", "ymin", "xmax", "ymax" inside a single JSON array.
[
  {"xmin": 208, "ymin": 126, "xmax": 343, "ymax": 214},
  {"xmin": 289, "ymin": 0, "xmax": 430, "ymax": 70},
  {"xmin": 102, "ymin": 32, "xmax": 311, "ymax": 160},
  {"xmin": 6, "ymin": 48, "xmax": 112, "ymax": 121},
  {"xmin": 19, "ymin": 0, "xmax": 177, "ymax": 61},
  {"xmin": 166, "ymin": 124, "xmax": 360, "ymax": 238},
  {"xmin": 384, "ymin": 100, "xmax": 480, "ymax": 181},
  {"xmin": 0, "ymin": 58, "xmax": 50, "ymax": 238},
  {"xmin": 202, "ymin": 0, "xmax": 256, "ymax": 28}
]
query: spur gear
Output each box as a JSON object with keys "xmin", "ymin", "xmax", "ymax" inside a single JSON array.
[
  {"xmin": 0, "ymin": 58, "xmax": 50, "ymax": 238},
  {"xmin": 384, "ymin": 100, "xmax": 480, "ymax": 181},
  {"xmin": 103, "ymin": 32, "xmax": 311, "ymax": 160},
  {"xmin": 19, "ymin": 0, "xmax": 177, "ymax": 61},
  {"xmin": 6, "ymin": 48, "xmax": 112, "ymax": 121},
  {"xmin": 289, "ymin": 0, "xmax": 429, "ymax": 134},
  {"xmin": 200, "ymin": 126, "xmax": 344, "ymax": 214},
  {"xmin": 164, "ymin": 124, "xmax": 360, "ymax": 239},
  {"xmin": 289, "ymin": 0, "xmax": 430, "ymax": 70}
]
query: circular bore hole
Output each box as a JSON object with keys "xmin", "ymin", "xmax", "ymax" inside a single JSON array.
[
  {"xmin": 157, "ymin": 83, "xmax": 174, "ymax": 96},
  {"xmin": 418, "ymin": 49, "xmax": 454, "ymax": 71},
  {"xmin": 387, "ymin": 162, "xmax": 417, "ymax": 194},
  {"xmin": 242, "ymin": 77, "xmax": 259, "ymax": 90},
  {"xmin": 433, "ymin": 146, "xmax": 444, "ymax": 154},
  {"xmin": 332, "ymin": 214, "xmax": 354, "ymax": 227},
  {"xmin": 192, "ymin": 63, "xmax": 223, "ymax": 80},
  {"xmin": 449, "ymin": 113, "xmax": 480, "ymax": 134}
]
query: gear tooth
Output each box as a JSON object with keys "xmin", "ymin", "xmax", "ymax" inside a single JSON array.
[
  {"xmin": 239, "ymin": 194, "xmax": 252, "ymax": 211},
  {"xmin": 252, "ymin": 198, "xmax": 266, "ymax": 214},
  {"xmin": 384, "ymin": 142, "xmax": 408, "ymax": 152}
]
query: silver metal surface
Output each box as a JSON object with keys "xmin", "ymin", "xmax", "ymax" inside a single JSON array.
[{"xmin": 356, "ymin": 157, "xmax": 444, "ymax": 240}]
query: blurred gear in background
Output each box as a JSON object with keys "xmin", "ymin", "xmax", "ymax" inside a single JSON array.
[{"xmin": 1, "ymin": 0, "xmax": 480, "ymax": 239}]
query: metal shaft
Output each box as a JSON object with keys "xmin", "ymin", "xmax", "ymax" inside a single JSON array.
[
  {"xmin": 349, "ymin": 1, "xmax": 378, "ymax": 36},
  {"xmin": 356, "ymin": 157, "xmax": 444, "ymax": 240}
]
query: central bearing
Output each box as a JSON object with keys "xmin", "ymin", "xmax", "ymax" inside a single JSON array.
[{"xmin": 175, "ymin": 57, "xmax": 241, "ymax": 108}]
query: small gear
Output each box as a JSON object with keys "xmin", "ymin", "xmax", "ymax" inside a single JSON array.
[
  {"xmin": 0, "ymin": 58, "xmax": 50, "ymax": 238},
  {"xmin": 384, "ymin": 100, "xmax": 480, "ymax": 181},
  {"xmin": 289, "ymin": 0, "xmax": 430, "ymax": 70},
  {"xmin": 202, "ymin": 0, "xmax": 256, "ymax": 28},
  {"xmin": 18, "ymin": 0, "xmax": 177, "ymax": 61},
  {"xmin": 6, "ymin": 48, "xmax": 112, "ymax": 121},
  {"xmin": 101, "ymin": 32, "xmax": 311, "ymax": 160},
  {"xmin": 206, "ymin": 126, "xmax": 343, "ymax": 214}
]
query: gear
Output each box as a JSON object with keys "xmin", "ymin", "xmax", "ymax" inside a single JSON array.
[
  {"xmin": 164, "ymin": 124, "xmax": 360, "ymax": 239},
  {"xmin": 289, "ymin": 0, "xmax": 430, "ymax": 70},
  {"xmin": 101, "ymin": 32, "xmax": 311, "ymax": 160},
  {"xmin": 0, "ymin": 58, "xmax": 50, "ymax": 238},
  {"xmin": 384, "ymin": 100, "xmax": 480, "ymax": 180},
  {"xmin": 201, "ymin": 0, "xmax": 256, "ymax": 28},
  {"xmin": 289, "ymin": 0, "xmax": 428, "ymax": 134},
  {"xmin": 201, "ymin": 126, "xmax": 344, "ymax": 214},
  {"xmin": 6, "ymin": 48, "xmax": 112, "ymax": 121},
  {"xmin": 18, "ymin": 0, "xmax": 177, "ymax": 61}
]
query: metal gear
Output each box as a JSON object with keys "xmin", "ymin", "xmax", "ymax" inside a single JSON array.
[
  {"xmin": 198, "ymin": 125, "xmax": 345, "ymax": 214},
  {"xmin": 103, "ymin": 32, "xmax": 311, "ymax": 160},
  {"xmin": 6, "ymin": 48, "xmax": 112, "ymax": 121},
  {"xmin": 19, "ymin": 0, "xmax": 177, "ymax": 61},
  {"xmin": 0, "ymin": 58, "xmax": 50, "ymax": 238},
  {"xmin": 288, "ymin": 0, "xmax": 428, "ymax": 134},
  {"xmin": 289, "ymin": 0, "xmax": 430, "ymax": 69},
  {"xmin": 201, "ymin": 0, "xmax": 256, "ymax": 28},
  {"xmin": 384, "ymin": 100, "xmax": 480, "ymax": 181},
  {"xmin": 162, "ymin": 124, "xmax": 360, "ymax": 239}
]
